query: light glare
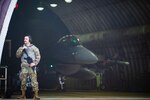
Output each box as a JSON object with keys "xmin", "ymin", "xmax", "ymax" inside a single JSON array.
[
  {"xmin": 65, "ymin": 0, "xmax": 72, "ymax": 3},
  {"xmin": 37, "ymin": 7, "xmax": 44, "ymax": 11},
  {"xmin": 50, "ymin": 3, "xmax": 57, "ymax": 7}
]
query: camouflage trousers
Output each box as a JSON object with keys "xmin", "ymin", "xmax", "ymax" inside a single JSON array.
[{"xmin": 20, "ymin": 63, "xmax": 39, "ymax": 91}]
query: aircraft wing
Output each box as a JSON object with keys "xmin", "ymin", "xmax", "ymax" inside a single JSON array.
[{"xmin": 70, "ymin": 67, "xmax": 96, "ymax": 80}]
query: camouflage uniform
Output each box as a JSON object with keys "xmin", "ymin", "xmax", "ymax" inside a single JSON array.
[{"xmin": 16, "ymin": 44, "xmax": 41, "ymax": 92}]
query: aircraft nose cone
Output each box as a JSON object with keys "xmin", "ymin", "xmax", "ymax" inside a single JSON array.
[{"xmin": 74, "ymin": 45, "xmax": 98, "ymax": 64}]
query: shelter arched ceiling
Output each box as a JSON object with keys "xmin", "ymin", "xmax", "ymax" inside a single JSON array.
[{"xmin": 49, "ymin": 0, "xmax": 150, "ymax": 34}]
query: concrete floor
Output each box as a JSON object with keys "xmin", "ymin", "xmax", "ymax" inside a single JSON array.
[{"xmin": 2, "ymin": 91, "xmax": 150, "ymax": 100}]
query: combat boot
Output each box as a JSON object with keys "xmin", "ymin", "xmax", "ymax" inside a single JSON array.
[
  {"xmin": 17, "ymin": 90, "xmax": 26, "ymax": 99},
  {"xmin": 34, "ymin": 90, "xmax": 40, "ymax": 99}
]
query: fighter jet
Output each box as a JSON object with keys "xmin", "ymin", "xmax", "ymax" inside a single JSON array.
[{"xmin": 49, "ymin": 35, "xmax": 98, "ymax": 80}]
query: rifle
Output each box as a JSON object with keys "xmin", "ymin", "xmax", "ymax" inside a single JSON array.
[
  {"xmin": 23, "ymin": 49, "xmax": 33, "ymax": 64},
  {"xmin": 23, "ymin": 49, "xmax": 36, "ymax": 71}
]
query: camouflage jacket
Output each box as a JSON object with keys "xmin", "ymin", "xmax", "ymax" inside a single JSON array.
[{"xmin": 16, "ymin": 44, "xmax": 41, "ymax": 66}]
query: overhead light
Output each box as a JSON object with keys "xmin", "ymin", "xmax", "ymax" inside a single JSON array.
[
  {"xmin": 37, "ymin": 1, "xmax": 44, "ymax": 11},
  {"xmin": 50, "ymin": 3, "xmax": 57, "ymax": 7},
  {"xmin": 37, "ymin": 7, "xmax": 44, "ymax": 11},
  {"xmin": 65, "ymin": 0, "xmax": 72, "ymax": 3}
]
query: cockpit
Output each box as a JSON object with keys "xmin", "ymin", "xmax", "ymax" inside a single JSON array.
[{"xmin": 57, "ymin": 35, "xmax": 80, "ymax": 47}]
